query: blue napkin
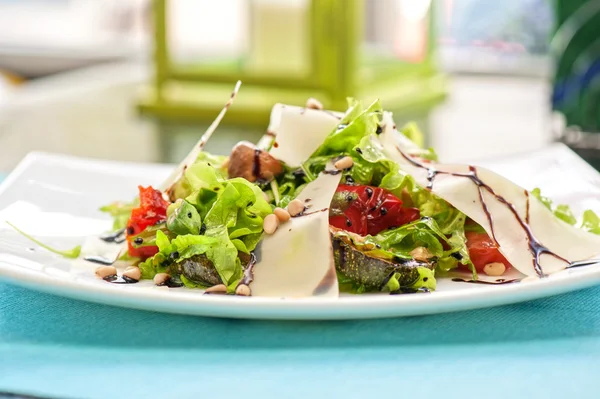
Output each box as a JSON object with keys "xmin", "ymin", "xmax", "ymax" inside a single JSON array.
[{"xmin": 1, "ymin": 281, "xmax": 599, "ymax": 399}]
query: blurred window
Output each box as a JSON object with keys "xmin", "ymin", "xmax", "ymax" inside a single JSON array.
[{"xmin": 435, "ymin": 0, "xmax": 554, "ymax": 76}]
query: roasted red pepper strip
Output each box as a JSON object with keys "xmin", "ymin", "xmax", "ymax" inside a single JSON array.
[
  {"xmin": 329, "ymin": 185, "xmax": 420, "ymax": 236},
  {"xmin": 464, "ymin": 231, "xmax": 512, "ymax": 272},
  {"xmin": 126, "ymin": 186, "xmax": 170, "ymax": 259}
]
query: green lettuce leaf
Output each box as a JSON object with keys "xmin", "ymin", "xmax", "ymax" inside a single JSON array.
[
  {"xmin": 398, "ymin": 123, "xmax": 438, "ymax": 161},
  {"xmin": 99, "ymin": 200, "xmax": 137, "ymax": 230},
  {"xmin": 531, "ymin": 188, "xmax": 600, "ymax": 235},
  {"xmin": 582, "ymin": 210, "xmax": 600, "ymax": 234},
  {"xmin": 148, "ymin": 172, "xmax": 272, "ymax": 287},
  {"xmin": 168, "ymin": 152, "xmax": 227, "ymax": 200},
  {"xmin": 167, "ymin": 200, "xmax": 202, "ymax": 235},
  {"xmin": 384, "ymin": 267, "xmax": 436, "ymax": 292},
  {"xmin": 140, "ymin": 229, "xmax": 239, "ymax": 286},
  {"xmin": 400, "ymin": 122, "xmax": 425, "ymax": 149},
  {"xmin": 312, "ymin": 99, "xmax": 382, "ymax": 156},
  {"xmin": 365, "ymin": 216, "xmax": 473, "ymax": 274}
]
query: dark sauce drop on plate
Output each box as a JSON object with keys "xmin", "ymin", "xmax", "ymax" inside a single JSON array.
[
  {"xmin": 84, "ymin": 255, "xmax": 115, "ymax": 265},
  {"xmin": 100, "ymin": 228, "xmax": 126, "ymax": 244},
  {"xmin": 451, "ymin": 278, "xmax": 520, "ymax": 285},
  {"xmin": 104, "ymin": 275, "xmax": 138, "ymax": 284},
  {"xmin": 156, "ymin": 277, "xmax": 184, "ymax": 288}
]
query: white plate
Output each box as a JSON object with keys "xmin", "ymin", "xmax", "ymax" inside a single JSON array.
[{"xmin": 1, "ymin": 147, "xmax": 600, "ymax": 320}]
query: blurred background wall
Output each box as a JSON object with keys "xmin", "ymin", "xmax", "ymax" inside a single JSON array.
[{"xmin": 0, "ymin": 0, "xmax": 596, "ymax": 171}]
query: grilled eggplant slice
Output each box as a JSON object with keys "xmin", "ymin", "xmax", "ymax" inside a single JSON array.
[
  {"xmin": 177, "ymin": 254, "xmax": 221, "ymax": 287},
  {"xmin": 331, "ymin": 231, "xmax": 436, "ymax": 292}
]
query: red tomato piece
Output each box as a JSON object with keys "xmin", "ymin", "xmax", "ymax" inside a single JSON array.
[
  {"xmin": 464, "ymin": 231, "xmax": 512, "ymax": 272},
  {"xmin": 329, "ymin": 185, "xmax": 420, "ymax": 236},
  {"xmin": 126, "ymin": 186, "xmax": 170, "ymax": 259}
]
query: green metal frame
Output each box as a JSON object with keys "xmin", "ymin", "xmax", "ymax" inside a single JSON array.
[{"xmin": 138, "ymin": 0, "xmax": 446, "ymax": 126}]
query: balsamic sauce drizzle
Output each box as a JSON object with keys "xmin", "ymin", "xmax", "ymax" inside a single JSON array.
[
  {"xmin": 323, "ymin": 110, "xmax": 342, "ymax": 120},
  {"xmin": 100, "ymin": 228, "xmax": 126, "ymax": 244},
  {"xmin": 451, "ymin": 278, "xmax": 519, "ymax": 285},
  {"xmin": 239, "ymin": 253, "xmax": 257, "ymax": 286},
  {"xmin": 397, "ymin": 147, "xmax": 568, "ymax": 277},
  {"xmin": 104, "ymin": 275, "xmax": 138, "ymax": 284},
  {"xmin": 84, "ymin": 255, "xmax": 115, "ymax": 265},
  {"xmin": 291, "ymin": 207, "xmax": 329, "ymax": 218},
  {"xmin": 252, "ymin": 148, "xmax": 261, "ymax": 179}
]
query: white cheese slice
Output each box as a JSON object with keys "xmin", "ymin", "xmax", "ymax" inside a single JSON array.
[
  {"xmin": 250, "ymin": 168, "xmax": 342, "ymax": 297},
  {"xmin": 265, "ymin": 104, "xmax": 343, "ymax": 166},
  {"xmin": 379, "ymin": 112, "xmax": 600, "ymax": 276}
]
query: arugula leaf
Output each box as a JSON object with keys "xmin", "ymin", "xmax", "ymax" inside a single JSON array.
[
  {"xmin": 99, "ymin": 200, "xmax": 137, "ymax": 230},
  {"xmin": 535, "ymin": 198, "xmax": 600, "ymax": 235},
  {"xmin": 582, "ymin": 210, "xmax": 600, "ymax": 234},
  {"xmin": 7, "ymin": 222, "xmax": 81, "ymax": 258},
  {"xmin": 554, "ymin": 204, "xmax": 577, "ymax": 226},
  {"xmin": 531, "ymin": 187, "xmax": 577, "ymax": 226},
  {"xmin": 531, "ymin": 188, "xmax": 553, "ymax": 210}
]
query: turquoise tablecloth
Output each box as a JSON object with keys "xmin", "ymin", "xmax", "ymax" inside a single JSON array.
[{"xmin": 2, "ymin": 281, "xmax": 600, "ymax": 399}]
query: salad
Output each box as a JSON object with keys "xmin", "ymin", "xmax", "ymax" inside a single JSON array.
[{"xmin": 95, "ymin": 93, "xmax": 600, "ymax": 298}]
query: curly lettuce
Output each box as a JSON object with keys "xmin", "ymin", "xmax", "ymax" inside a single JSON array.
[{"xmin": 140, "ymin": 159, "xmax": 272, "ymax": 289}]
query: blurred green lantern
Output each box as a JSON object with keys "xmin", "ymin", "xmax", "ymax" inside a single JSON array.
[{"xmin": 138, "ymin": 0, "xmax": 446, "ymax": 161}]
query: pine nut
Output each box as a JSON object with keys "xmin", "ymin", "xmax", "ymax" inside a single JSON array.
[
  {"xmin": 483, "ymin": 262, "xmax": 506, "ymax": 276},
  {"xmin": 410, "ymin": 246, "xmax": 433, "ymax": 261},
  {"xmin": 122, "ymin": 266, "xmax": 141, "ymax": 281},
  {"xmin": 287, "ymin": 199, "xmax": 305, "ymax": 217},
  {"xmin": 334, "ymin": 156, "xmax": 354, "ymax": 170},
  {"xmin": 273, "ymin": 207, "xmax": 291, "ymax": 223},
  {"xmin": 95, "ymin": 266, "xmax": 117, "ymax": 279},
  {"xmin": 306, "ymin": 97, "xmax": 323, "ymax": 110},
  {"xmin": 236, "ymin": 284, "xmax": 251, "ymax": 296},
  {"xmin": 263, "ymin": 214, "xmax": 279, "ymax": 234},
  {"xmin": 205, "ymin": 284, "xmax": 227, "ymax": 294},
  {"xmin": 153, "ymin": 273, "xmax": 170, "ymax": 286}
]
